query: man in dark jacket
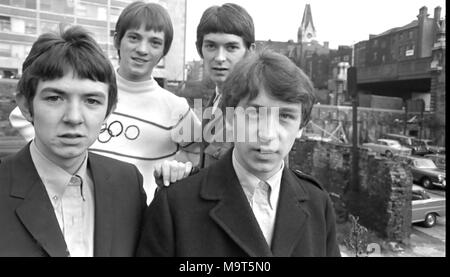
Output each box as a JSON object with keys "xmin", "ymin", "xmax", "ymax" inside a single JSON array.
[{"xmin": 137, "ymin": 50, "xmax": 341, "ymax": 257}]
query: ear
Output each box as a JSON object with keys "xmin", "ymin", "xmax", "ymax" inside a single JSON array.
[
  {"xmin": 296, "ymin": 128, "xmax": 304, "ymax": 139},
  {"xmin": 113, "ymin": 32, "xmax": 120, "ymax": 51},
  {"xmin": 195, "ymin": 40, "xmax": 203, "ymax": 59},
  {"xmin": 248, "ymin": 43, "xmax": 256, "ymax": 52},
  {"xmin": 16, "ymin": 94, "xmax": 33, "ymax": 123}
]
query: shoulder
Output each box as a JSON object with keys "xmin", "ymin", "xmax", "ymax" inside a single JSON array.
[
  {"xmin": 291, "ymin": 169, "xmax": 325, "ymax": 191},
  {"xmin": 88, "ymin": 152, "xmax": 138, "ymax": 173},
  {"xmin": 157, "ymin": 87, "xmax": 189, "ymax": 108}
]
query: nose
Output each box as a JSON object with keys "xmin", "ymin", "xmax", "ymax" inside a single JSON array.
[
  {"xmin": 258, "ymin": 110, "xmax": 278, "ymax": 143},
  {"xmin": 136, "ymin": 41, "xmax": 149, "ymax": 55},
  {"xmin": 214, "ymin": 47, "xmax": 226, "ymax": 63},
  {"xmin": 63, "ymin": 101, "xmax": 84, "ymax": 125}
]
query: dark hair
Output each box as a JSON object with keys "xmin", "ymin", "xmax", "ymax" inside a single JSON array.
[
  {"xmin": 221, "ymin": 49, "xmax": 316, "ymax": 129},
  {"xmin": 114, "ymin": 1, "xmax": 173, "ymax": 58},
  {"xmin": 17, "ymin": 25, "xmax": 117, "ymax": 118},
  {"xmin": 196, "ymin": 3, "xmax": 255, "ymax": 58}
]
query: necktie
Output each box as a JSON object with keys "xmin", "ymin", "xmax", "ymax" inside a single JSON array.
[{"xmin": 253, "ymin": 181, "xmax": 274, "ymax": 246}]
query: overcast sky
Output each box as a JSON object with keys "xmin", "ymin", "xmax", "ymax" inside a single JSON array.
[{"xmin": 185, "ymin": 0, "xmax": 446, "ymax": 61}]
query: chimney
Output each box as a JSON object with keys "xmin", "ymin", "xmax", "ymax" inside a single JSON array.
[
  {"xmin": 434, "ymin": 6, "xmax": 441, "ymax": 21},
  {"xmin": 324, "ymin": 41, "xmax": 329, "ymax": 49},
  {"xmin": 417, "ymin": 6, "xmax": 429, "ymax": 21}
]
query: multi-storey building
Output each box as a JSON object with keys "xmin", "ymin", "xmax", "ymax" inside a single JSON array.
[
  {"xmin": 354, "ymin": 6, "xmax": 444, "ymax": 105},
  {"xmin": 0, "ymin": 0, "xmax": 186, "ymax": 85}
]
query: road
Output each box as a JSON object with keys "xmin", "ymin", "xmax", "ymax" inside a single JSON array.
[{"xmin": 408, "ymin": 187, "xmax": 446, "ymax": 256}]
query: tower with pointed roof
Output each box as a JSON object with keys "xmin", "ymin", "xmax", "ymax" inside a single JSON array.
[{"xmin": 297, "ymin": 4, "xmax": 317, "ymax": 44}]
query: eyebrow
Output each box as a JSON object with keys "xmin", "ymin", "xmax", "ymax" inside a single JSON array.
[{"xmin": 39, "ymin": 87, "xmax": 107, "ymax": 98}]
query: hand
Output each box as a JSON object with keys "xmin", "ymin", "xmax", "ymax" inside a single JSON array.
[{"xmin": 154, "ymin": 160, "xmax": 193, "ymax": 187}]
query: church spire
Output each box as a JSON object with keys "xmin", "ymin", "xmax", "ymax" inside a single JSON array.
[{"xmin": 298, "ymin": 4, "xmax": 317, "ymax": 43}]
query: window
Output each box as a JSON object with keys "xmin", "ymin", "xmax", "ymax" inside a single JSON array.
[
  {"xmin": 40, "ymin": 0, "xmax": 74, "ymax": 14},
  {"xmin": 0, "ymin": 16, "xmax": 11, "ymax": 32},
  {"xmin": 373, "ymin": 52, "xmax": 378, "ymax": 61},
  {"xmin": 405, "ymin": 44, "xmax": 415, "ymax": 56},
  {"xmin": 8, "ymin": 0, "xmax": 36, "ymax": 9},
  {"xmin": 76, "ymin": 2, "xmax": 107, "ymax": 20},
  {"xmin": 0, "ymin": 43, "xmax": 11, "ymax": 57},
  {"xmin": 40, "ymin": 20, "xmax": 58, "ymax": 33},
  {"xmin": 110, "ymin": 7, "xmax": 123, "ymax": 23},
  {"xmin": 408, "ymin": 31, "xmax": 413, "ymax": 39},
  {"xmin": 83, "ymin": 25, "xmax": 108, "ymax": 43}
]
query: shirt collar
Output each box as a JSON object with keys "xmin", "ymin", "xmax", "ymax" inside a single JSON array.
[
  {"xmin": 232, "ymin": 148, "xmax": 284, "ymax": 208},
  {"xmin": 29, "ymin": 140, "xmax": 88, "ymax": 200}
]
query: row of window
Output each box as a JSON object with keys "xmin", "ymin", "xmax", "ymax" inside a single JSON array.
[
  {"xmin": 371, "ymin": 44, "xmax": 415, "ymax": 62},
  {"xmin": 0, "ymin": 0, "xmax": 125, "ymax": 22},
  {"xmin": 372, "ymin": 30, "xmax": 416, "ymax": 48},
  {"xmin": 0, "ymin": 15, "xmax": 112, "ymax": 43}
]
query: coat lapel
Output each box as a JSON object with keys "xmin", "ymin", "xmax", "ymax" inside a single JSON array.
[
  {"xmin": 201, "ymin": 150, "xmax": 272, "ymax": 257},
  {"xmin": 88, "ymin": 153, "xmax": 113, "ymax": 257},
  {"xmin": 271, "ymin": 168, "xmax": 310, "ymax": 256},
  {"xmin": 11, "ymin": 145, "xmax": 68, "ymax": 257}
]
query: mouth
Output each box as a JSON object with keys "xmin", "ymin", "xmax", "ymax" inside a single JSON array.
[
  {"xmin": 131, "ymin": 57, "xmax": 149, "ymax": 64},
  {"xmin": 212, "ymin": 67, "xmax": 228, "ymax": 73},
  {"xmin": 58, "ymin": 133, "xmax": 84, "ymax": 139},
  {"xmin": 256, "ymin": 147, "xmax": 277, "ymax": 155}
]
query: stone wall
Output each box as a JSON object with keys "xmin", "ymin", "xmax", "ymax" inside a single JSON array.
[
  {"xmin": 0, "ymin": 79, "xmax": 19, "ymax": 136},
  {"xmin": 289, "ymin": 139, "xmax": 413, "ymax": 242}
]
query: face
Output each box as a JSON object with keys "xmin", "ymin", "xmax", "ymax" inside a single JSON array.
[
  {"xmin": 18, "ymin": 71, "xmax": 109, "ymax": 171},
  {"xmin": 232, "ymin": 87, "xmax": 303, "ymax": 180},
  {"xmin": 117, "ymin": 24, "xmax": 165, "ymax": 82},
  {"xmin": 201, "ymin": 33, "xmax": 250, "ymax": 89}
]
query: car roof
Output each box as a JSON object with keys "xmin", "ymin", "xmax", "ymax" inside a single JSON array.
[
  {"xmin": 412, "ymin": 184, "xmax": 424, "ymax": 192},
  {"xmin": 378, "ymin": 139, "xmax": 399, "ymax": 143}
]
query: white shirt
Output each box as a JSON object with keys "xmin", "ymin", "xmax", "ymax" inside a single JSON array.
[
  {"xmin": 30, "ymin": 141, "xmax": 95, "ymax": 257},
  {"xmin": 231, "ymin": 149, "xmax": 283, "ymax": 247}
]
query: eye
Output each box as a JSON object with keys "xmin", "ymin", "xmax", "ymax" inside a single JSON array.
[
  {"xmin": 204, "ymin": 43, "xmax": 216, "ymax": 50},
  {"xmin": 151, "ymin": 40, "xmax": 163, "ymax": 47},
  {"xmin": 45, "ymin": 95, "xmax": 62, "ymax": 102},
  {"xmin": 86, "ymin": 98, "xmax": 102, "ymax": 105},
  {"xmin": 227, "ymin": 45, "xmax": 239, "ymax": 51},
  {"xmin": 127, "ymin": 34, "xmax": 138, "ymax": 41},
  {"xmin": 279, "ymin": 113, "xmax": 297, "ymax": 121}
]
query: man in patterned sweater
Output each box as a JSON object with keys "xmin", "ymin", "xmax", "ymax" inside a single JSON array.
[{"xmin": 9, "ymin": 1, "xmax": 201, "ymax": 204}]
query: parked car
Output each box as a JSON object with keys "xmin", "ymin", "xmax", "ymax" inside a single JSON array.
[
  {"xmin": 424, "ymin": 154, "xmax": 446, "ymax": 171},
  {"xmin": 362, "ymin": 139, "xmax": 412, "ymax": 157},
  {"xmin": 412, "ymin": 185, "xmax": 445, "ymax": 227},
  {"xmin": 406, "ymin": 157, "xmax": 446, "ymax": 189},
  {"xmin": 383, "ymin": 133, "xmax": 431, "ymax": 156}
]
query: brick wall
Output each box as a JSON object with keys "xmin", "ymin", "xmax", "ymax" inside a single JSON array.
[{"xmin": 289, "ymin": 139, "xmax": 413, "ymax": 242}]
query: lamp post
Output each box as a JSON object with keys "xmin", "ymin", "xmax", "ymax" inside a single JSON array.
[{"xmin": 347, "ymin": 67, "xmax": 358, "ymax": 192}]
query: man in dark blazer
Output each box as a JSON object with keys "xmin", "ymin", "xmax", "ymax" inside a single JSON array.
[
  {"xmin": 0, "ymin": 26, "xmax": 146, "ymax": 257},
  {"xmin": 137, "ymin": 50, "xmax": 341, "ymax": 257},
  {"xmin": 196, "ymin": 3, "xmax": 256, "ymax": 168}
]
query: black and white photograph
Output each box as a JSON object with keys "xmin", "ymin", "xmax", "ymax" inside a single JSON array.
[{"xmin": 0, "ymin": 0, "xmax": 445, "ymax": 262}]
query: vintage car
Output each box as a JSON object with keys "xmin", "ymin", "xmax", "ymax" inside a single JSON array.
[
  {"xmin": 424, "ymin": 154, "xmax": 446, "ymax": 171},
  {"xmin": 412, "ymin": 185, "xmax": 445, "ymax": 227},
  {"xmin": 383, "ymin": 133, "xmax": 432, "ymax": 156},
  {"xmin": 407, "ymin": 157, "xmax": 446, "ymax": 189},
  {"xmin": 362, "ymin": 139, "xmax": 412, "ymax": 157}
]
